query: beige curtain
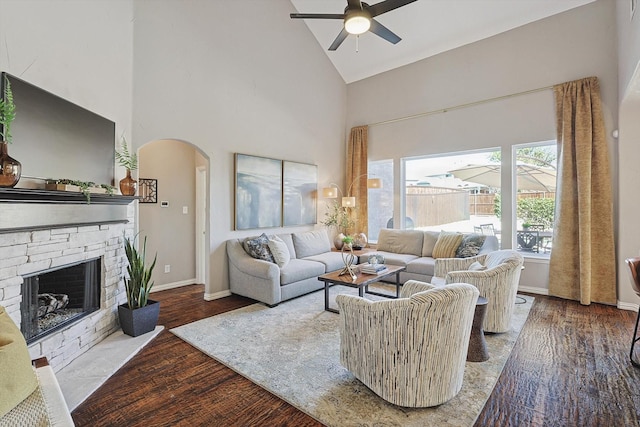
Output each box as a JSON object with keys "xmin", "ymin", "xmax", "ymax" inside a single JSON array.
[
  {"xmin": 346, "ymin": 126, "xmax": 369, "ymax": 236},
  {"xmin": 548, "ymin": 77, "xmax": 616, "ymax": 305}
]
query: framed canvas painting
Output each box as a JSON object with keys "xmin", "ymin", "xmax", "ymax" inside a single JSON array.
[
  {"xmin": 283, "ymin": 161, "xmax": 317, "ymax": 226},
  {"xmin": 234, "ymin": 154, "xmax": 282, "ymax": 230}
]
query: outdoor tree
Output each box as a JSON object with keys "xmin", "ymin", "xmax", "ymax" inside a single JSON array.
[{"xmin": 489, "ymin": 146, "xmax": 557, "ymax": 168}]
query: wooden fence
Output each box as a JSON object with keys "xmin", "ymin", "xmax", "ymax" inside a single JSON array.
[{"xmin": 404, "ymin": 187, "xmax": 556, "ymax": 227}]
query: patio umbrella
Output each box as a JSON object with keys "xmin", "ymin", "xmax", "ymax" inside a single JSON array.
[{"xmin": 448, "ymin": 162, "xmax": 556, "ymax": 192}]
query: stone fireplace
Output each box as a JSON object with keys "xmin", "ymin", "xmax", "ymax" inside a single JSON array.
[{"xmin": 0, "ymin": 189, "xmax": 135, "ymax": 372}]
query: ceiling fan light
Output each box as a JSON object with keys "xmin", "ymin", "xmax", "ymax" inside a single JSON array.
[{"xmin": 345, "ymin": 15, "xmax": 370, "ymax": 35}]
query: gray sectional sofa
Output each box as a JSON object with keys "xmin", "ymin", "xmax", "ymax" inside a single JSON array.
[
  {"xmin": 365, "ymin": 229, "xmax": 499, "ymax": 284},
  {"xmin": 226, "ymin": 227, "xmax": 499, "ymax": 307}
]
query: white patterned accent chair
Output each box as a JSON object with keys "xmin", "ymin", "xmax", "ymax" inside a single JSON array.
[
  {"xmin": 336, "ymin": 281, "xmax": 479, "ymax": 408},
  {"xmin": 433, "ymin": 250, "xmax": 524, "ymax": 333}
]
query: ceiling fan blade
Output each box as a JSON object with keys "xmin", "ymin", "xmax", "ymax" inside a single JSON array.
[
  {"xmin": 328, "ymin": 28, "xmax": 349, "ymax": 51},
  {"xmin": 368, "ymin": 0, "xmax": 418, "ymax": 17},
  {"xmin": 347, "ymin": 0, "xmax": 363, "ymax": 10},
  {"xmin": 290, "ymin": 13, "xmax": 345, "ymax": 19},
  {"xmin": 369, "ymin": 18, "xmax": 401, "ymax": 44}
]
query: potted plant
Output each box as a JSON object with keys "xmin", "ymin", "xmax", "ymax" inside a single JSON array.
[
  {"xmin": 118, "ymin": 234, "xmax": 159, "ymax": 337},
  {"xmin": 0, "ymin": 74, "xmax": 22, "ymax": 187},
  {"xmin": 115, "ymin": 136, "xmax": 138, "ymax": 196},
  {"xmin": 322, "ymin": 201, "xmax": 355, "ymax": 249}
]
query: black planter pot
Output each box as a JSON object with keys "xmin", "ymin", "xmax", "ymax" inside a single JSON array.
[{"xmin": 118, "ymin": 299, "xmax": 160, "ymax": 337}]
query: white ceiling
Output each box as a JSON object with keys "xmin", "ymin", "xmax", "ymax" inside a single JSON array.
[{"xmin": 289, "ymin": 0, "xmax": 596, "ymax": 83}]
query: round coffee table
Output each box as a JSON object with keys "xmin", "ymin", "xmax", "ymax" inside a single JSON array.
[{"xmin": 467, "ymin": 296, "xmax": 489, "ymax": 362}]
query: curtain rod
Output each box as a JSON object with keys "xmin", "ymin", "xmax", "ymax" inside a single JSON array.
[{"xmin": 368, "ymin": 85, "xmax": 554, "ymax": 128}]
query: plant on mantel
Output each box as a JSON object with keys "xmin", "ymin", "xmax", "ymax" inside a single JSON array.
[
  {"xmin": 0, "ymin": 75, "xmax": 16, "ymax": 144},
  {"xmin": 45, "ymin": 178, "xmax": 116, "ymax": 203},
  {"xmin": 115, "ymin": 136, "xmax": 138, "ymax": 196}
]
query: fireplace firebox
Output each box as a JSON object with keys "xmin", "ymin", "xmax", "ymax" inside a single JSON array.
[{"xmin": 21, "ymin": 258, "xmax": 101, "ymax": 343}]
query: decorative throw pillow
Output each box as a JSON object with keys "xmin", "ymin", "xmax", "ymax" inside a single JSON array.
[
  {"xmin": 268, "ymin": 236, "xmax": 291, "ymax": 268},
  {"xmin": 0, "ymin": 306, "xmax": 38, "ymax": 418},
  {"xmin": 432, "ymin": 231, "xmax": 464, "ymax": 259},
  {"xmin": 468, "ymin": 261, "xmax": 487, "ymax": 271},
  {"xmin": 421, "ymin": 231, "xmax": 440, "ymax": 257},
  {"xmin": 456, "ymin": 233, "xmax": 487, "ymax": 258},
  {"xmin": 243, "ymin": 233, "xmax": 275, "ymax": 263}
]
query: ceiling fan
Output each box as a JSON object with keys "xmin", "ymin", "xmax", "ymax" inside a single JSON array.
[{"xmin": 290, "ymin": 0, "xmax": 418, "ymax": 51}]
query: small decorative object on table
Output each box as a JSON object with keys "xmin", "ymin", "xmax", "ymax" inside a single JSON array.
[
  {"xmin": 352, "ymin": 232, "xmax": 368, "ymax": 250},
  {"xmin": 339, "ymin": 236, "xmax": 357, "ymax": 280},
  {"xmin": 368, "ymin": 254, "xmax": 385, "ymax": 265}
]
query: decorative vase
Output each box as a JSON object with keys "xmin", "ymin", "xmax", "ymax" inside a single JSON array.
[
  {"xmin": 0, "ymin": 141, "xmax": 21, "ymax": 188},
  {"xmin": 118, "ymin": 299, "xmax": 160, "ymax": 337},
  {"xmin": 353, "ymin": 233, "xmax": 368, "ymax": 250},
  {"xmin": 334, "ymin": 233, "xmax": 346, "ymax": 250},
  {"xmin": 119, "ymin": 168, "xmax": 137, "ymax": 196}
]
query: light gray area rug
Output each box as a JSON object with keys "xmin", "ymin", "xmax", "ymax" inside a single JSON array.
[{"xmin": 171, "ymin": 287, "xmax": 533, "ymax": 427}]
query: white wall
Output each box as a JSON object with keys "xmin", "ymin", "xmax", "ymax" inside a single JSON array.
[
  {"xmin": 0, "ymin": 0, "xmax": 133, "ymax": 149},
  {"xmin": 346, "ymin": 0, "xmax": 618, "ymax": 298},
  {"xmin": 617, "ymin": 1, "xmax": 640, "ymax": 310},
  {"xmin": 132, "ymin": 0, "xmax": 347, "ymax": 298}
]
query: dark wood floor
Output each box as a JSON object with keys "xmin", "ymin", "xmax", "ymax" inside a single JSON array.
[{"xmin": 71, "ymin": 285, "xmax": 640, "ymax": 427}]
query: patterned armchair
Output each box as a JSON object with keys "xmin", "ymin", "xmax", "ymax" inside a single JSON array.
[
  {"xmin": 434, "ymin": 250, "xmax": 524, "ymax": 333},
  {"xmin": 336, "ymin": 281, "xmax": 479, "ymax": 408}
]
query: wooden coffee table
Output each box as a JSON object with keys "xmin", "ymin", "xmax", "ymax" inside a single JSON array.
[{"xmin": 318, "ymin": 265, "xmax": 406, "ymax": 313}]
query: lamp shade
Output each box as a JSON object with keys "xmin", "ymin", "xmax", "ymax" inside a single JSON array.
[
  {"xmin": 322, "ymin": 187, "xmax": 338, "ymax": 198},
  {"xmin": 367, "ymin": 178, "xmax": 382, "ymax": 189},
  {"xmin": 342, "ymin": 196, "xmax": 356, "ymax": 208}
]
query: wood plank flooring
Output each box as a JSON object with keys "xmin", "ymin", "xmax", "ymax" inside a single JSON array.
[{"xmin": 71, "ymin": 285, "xmax": 640, "ymax": 427}]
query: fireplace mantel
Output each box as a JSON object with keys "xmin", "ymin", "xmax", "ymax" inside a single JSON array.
[
  {"xmin": 0, "ymin": 188, "xmax": 136, "ymax": 204},
  {"xmin": 0, "ymin": 188, "xmax": 136, "ymax": 233}
]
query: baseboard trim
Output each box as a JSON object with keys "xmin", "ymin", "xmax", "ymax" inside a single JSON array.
[
  {"xmin": 618, "ymin": 301, "xmax": 639, "ymax": 312},
  {"xmin": 518, "ymin": 285, "xmax": 549, "ymax": 295},
  {"xmin": 204, "ymin": 290, "xmax": 232, "ymax": 301},
  {"xmin": 151, "ymin": 279, "xmax": 197, "ymax": 293}
]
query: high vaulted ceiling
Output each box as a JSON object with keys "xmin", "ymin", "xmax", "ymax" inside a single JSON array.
[{"xmin": 289, "ymin": 0, "xmax": 596, "ymax": 83}]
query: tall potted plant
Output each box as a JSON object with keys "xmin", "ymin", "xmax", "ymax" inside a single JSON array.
[
  {"xmin": 0, "ymin": 74, "xmax": 22, "ymax": 187},
  {"xmin": 115, "ymin": 136, "xmax": 138, "ymax": 196},
  {"xmin": 118, "ymin": 234, "xmax": 159, "ymax": 337}
]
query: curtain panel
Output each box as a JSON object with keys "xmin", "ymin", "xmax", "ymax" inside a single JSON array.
[
  {"xmin": 548, "ymin": 77, "xmax": 616, "ymax": 305},
  {"xmin": 346, "ymin": 126, "xmax": 369, "ymax": 236}
]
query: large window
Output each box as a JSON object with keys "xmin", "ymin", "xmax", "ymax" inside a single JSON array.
[
  {"xmin": 401, "ymin": 149, "xmax": 501, "ymax": 240},
  {"xmin": 367, "ymin": 160, "xmax": 393, "ymax": 243},
  {"xmin": 512, "ymin": 142, "xmax": 557, "ymax": 257}
]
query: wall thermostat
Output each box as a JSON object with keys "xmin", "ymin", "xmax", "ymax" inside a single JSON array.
[{"xmin": 161, "ymin": 201, "xmax": 169, "ymax": 208}]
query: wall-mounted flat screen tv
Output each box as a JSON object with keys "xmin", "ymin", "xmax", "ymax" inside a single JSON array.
[{"xmin": 1, "ymin": 72, "xmax": 115, "ymax": 189}]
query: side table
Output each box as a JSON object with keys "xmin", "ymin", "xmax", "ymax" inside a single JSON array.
[{"xmin": 467, "ymin": 296, "xmax": 489, "ymax": 362}]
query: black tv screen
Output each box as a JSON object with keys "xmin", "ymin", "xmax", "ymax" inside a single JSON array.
[{"xmin": 1, "ymin": 72, "xmax": 115, "ymax": 188}]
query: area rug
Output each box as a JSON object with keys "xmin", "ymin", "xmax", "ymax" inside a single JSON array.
[{"xmin": 171, "ymin": 287, "xmax": 533, "ymax": 427}]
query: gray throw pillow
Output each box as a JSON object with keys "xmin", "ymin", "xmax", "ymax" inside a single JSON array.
[
  {"xmin": 243, "ymin": 233, "xmax": 275, "ymax": 263},
  {"xmin": 456, "ymin": 233, "xmax": 487, "ymax": 258}
]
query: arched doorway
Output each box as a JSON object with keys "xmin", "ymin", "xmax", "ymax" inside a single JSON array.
[{"xmin": 138, "ymin": 139, "xmax": 210, "ymax": 293}]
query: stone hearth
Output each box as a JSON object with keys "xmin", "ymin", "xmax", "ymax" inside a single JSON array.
[{"xmin": 0, "ymin": 194, "xmax": 135, "ymax": 372}]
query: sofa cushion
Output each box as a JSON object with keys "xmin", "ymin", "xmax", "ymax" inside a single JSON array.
[
  {"xmin": 275, "ymin": 233, "xmax": 297, "ymax": 259},
  {"xmin": 376, "ymin": 229, "xmax": 424, "ymax": 256},
  {"xmin": 406, "ymin": 257, "xmax": 436, "ymax": 277},
  {"xmin": 303, "ymin": 252, "xmax": 345, "ymax": 272},
  {"xmin": 363, "ymin": 251, "xmax": 419, "ymax": 267},
  {"xmin": 280, "ymin": 259, "xmax": 326, "ymax": 285},
  {"xmin": 456, "ymin": 233, "xmax": 487, "ymax": 258},
  {"xmin": 292, "ymin": 229, "xmax": 331, "ymax": 259},
  {"xmin": 421, "ymin": 231, "xmax": 440, "ymax": 257},
  {"xmin": 0, "ymin": 306, "xmax": 38, "ymax": 418},
  {"xmin": 243, "ymin": 233, "xmax": 275, "ymax": 263},
  {"xmin": 432, "ymin": 231, "xmax": 463, "ymax": 259},
  {"xmin": 268, "ymin": 236, "xmax": 291, "ymax": 268}
]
